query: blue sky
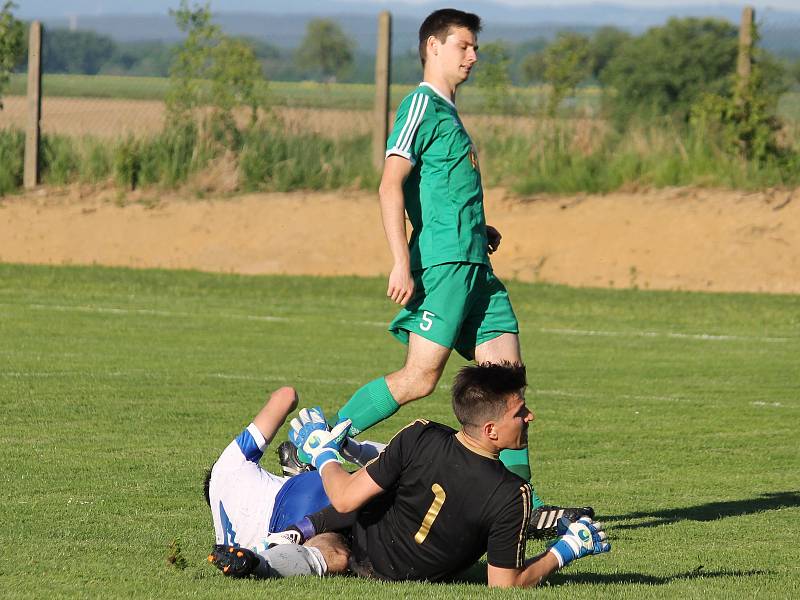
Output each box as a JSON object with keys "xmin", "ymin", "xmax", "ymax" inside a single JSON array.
[
  {"xmin": 402, "ymin": 0, "xmax": 794, "ymax": 4},
  {"xmin": 15, "ymin": 0, "xmax": 800, "ymax": 16}
]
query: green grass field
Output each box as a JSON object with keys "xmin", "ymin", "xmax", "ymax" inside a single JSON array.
[{"xmin": 1, "ymin": 263, "xmax": 798, "ymax": 598}]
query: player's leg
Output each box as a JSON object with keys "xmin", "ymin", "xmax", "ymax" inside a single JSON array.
[
  {"xmin": 460, "ymin": 268, "xmax": 547, "ymax": 507},
  {"xmin": 473, "ymin": 332, "xmax": 540, "ymax": 501},
  {"xmin": 470, "ymin": 273, "xmax": 595, "ymax": 537},
  {"xmin": 333, "ymin": 264, "xmax": 468, "ymax": 436},
  {"xmin": 209, "ymin": 532, "xmax": 349, "ymax": 578},
  {"xmin": 336, "ymin": 333, "xmax": 451, "ymax": 435}
]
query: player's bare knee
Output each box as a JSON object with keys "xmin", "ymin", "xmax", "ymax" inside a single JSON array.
[
  {"xmin": 304, "ymin": 533, "xmax": 350, "ymax": 574},
  {"xmin": 413, "ymin": 370, "xmax": 440, "ymax": 397}
]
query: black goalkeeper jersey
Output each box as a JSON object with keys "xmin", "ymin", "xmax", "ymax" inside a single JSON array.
[{"xmin": 350, "ymin": 420, "xmax": 532, "ymax": 582}]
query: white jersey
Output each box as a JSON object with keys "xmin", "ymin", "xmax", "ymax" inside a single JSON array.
[{"xmin": 209, "ymin": 423, "xmax": 288, "ymax": 549}]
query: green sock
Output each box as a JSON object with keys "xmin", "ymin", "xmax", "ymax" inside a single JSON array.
[
  {"xmin": 499, "ymin": 448, "xmax": 544, "ymax": 508},
  {"xmin": 336, "ymin": 377, "xmax": 400, "ymax": 435}
]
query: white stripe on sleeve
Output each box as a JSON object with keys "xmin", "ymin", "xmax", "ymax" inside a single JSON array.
[
  {"xmin": 397, "ymin": 94, "xmax": 429, "ymax": 154},
  {"xmin": 392, "ymin": 94, "xmax": 420, "ymax": 153}
]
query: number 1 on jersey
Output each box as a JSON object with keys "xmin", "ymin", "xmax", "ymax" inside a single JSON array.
[{"xmin": 414, "ymin": 483, "xmax": 446, "ymax": 544}]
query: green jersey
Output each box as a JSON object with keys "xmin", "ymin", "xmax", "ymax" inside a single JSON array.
[{"xmin": 385, "ymin": 83, "xmax": 489, "ymax": 271}]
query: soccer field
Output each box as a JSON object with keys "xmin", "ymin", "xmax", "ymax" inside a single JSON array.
[{"xmin": 1, "ymin": 264, "xmax": 798, "ymax": 598}]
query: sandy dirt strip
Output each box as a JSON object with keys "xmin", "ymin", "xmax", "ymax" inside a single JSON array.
[{"xmin": 1, "ymin": 185, "xmax": 798, "ymax": 294}]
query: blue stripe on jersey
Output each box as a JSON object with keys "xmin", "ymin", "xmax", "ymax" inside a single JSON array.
[
  {"xmin": 220, "ymin": 501, "xmax": 238, "ymax": 547},
  {"xmin": 268, "ymin": 471, "xmax": 330, "ymax": 533},
  {"xmin": 235, "ymin": 427, "xmax": 263, "ymax": 463}
]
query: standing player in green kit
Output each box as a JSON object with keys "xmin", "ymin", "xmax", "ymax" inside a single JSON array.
[{"xmin": 281, "ymin": 8, "xmax": 593, "ymax": 537}]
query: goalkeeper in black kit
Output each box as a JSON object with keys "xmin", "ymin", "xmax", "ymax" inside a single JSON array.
[{"xmin": 211, "ymin": 362, "xmax": 610, "ymax": 587}]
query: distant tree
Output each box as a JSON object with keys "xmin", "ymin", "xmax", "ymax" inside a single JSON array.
[
  {"xmin": 208, "ymin": 37, "xmax": 265, "ymax": 119},
  {"xmin": 474, "ymin": 41, "xmax": 511, "ymax": 112},
  {"xmin": 508, "ymin": 37, "xmax": 547, "ymax": 85},
  {"xmin": 295, "ymin": 19, "xmax": 354, "ymax": 83},
  {"xmin": 167, "ymin": 1, "xmax": 266, "ymax": 123},
  {"xmin": 524, "ymin": 32, "xmax": 592, "ymax": 116},
  {"xmin": 103, "ymin": 41, "xmax": 175, "ymax": 77},
  {"xmin": 41, "ymin": 29, "xmax": 115, "ymax": 75},
  {"xmin": 588, "ymin": 26, "xmax": 631, "ymax": 80},
  {"xmin": 793, "ymin": 59, "xmax": 800, "ymax": 85},
  {"xmin": 756, "ymin": 52, "xmax": 792, "ymax": 99},
  {"xmin": 520, "ymin": 51, "xmax": 544, "ymax": 84},
  {"xmin": 690, "ymin": 23, "xmax": 789, "ymax": 164},
  {"xmin": 0, "ymin": 0, "xmax": 24, "ymax": 109},
  {"xmin": 602, "ymin": 18, "xmax": 738, "ymax": 123}
]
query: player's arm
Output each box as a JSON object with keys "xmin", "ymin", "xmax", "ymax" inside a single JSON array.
[
  {"xmin": 487, "ymin": 517, "xmax": 611, "ymax": 588},
  {"xmin": 288, "ymin": 411, "xmax": 387, "ymax": 513},
  {"xmin": 379, "ymin": 155, "xmax": 415, "ymax": 306},
  {"xmin": 487, "ymin": 552, "xmax": 559, "ymax": 588},
  {"xmin": 317, "ymin": 463, "xmax": 384, "ymax": 514},
  {"xmin": 252, "ymin": 386, "xmax": 298, "ymax": 445}
]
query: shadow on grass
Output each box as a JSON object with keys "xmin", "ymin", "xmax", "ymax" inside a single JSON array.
[
  {"xmin": 550, "ymin": 568, "xmax": 771, "ymax": 586},
  {"xmin": 453, "ymin": 562, "xmax": 770, "ymax": 586},
  {"xmin": 604, "ymin": 491, "xmax": 800, "ymax": 530}
]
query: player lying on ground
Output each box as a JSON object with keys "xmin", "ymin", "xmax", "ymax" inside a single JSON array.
[
  {"xmin": 211, "ymin": 363, "xmax": 611, "ymax": 587},
  {"xmin": 203, "ymin": 386, "xmax": 386, "ymax": 577},
  {"xmin": 281, "ymin": 8, "xmax": 591, "ymax": 532}
]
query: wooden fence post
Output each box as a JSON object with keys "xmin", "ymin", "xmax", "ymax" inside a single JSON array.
[
  {"xmin": 736, "ymin": 6, "xmax": 754, "ymax": 97},
  {"xmin": 24, "ymin": 20, "xmax": 42, "ymax": 189},
  {"xmin": 373, "ymin": 11, "xmax": 391, "ymax": 173}
]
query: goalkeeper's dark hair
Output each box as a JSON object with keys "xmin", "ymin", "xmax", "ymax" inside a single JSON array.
[
  {"xmin": 452, "ymin": 362, "xmax": 526, "ymax": 434},
  {"xmin": 418, "ymin": 8, "xmax": 482, "ymax": 67}
]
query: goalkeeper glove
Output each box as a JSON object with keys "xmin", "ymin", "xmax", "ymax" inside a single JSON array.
[
  {"xmin": 548, "ymin": 516, "xmax": 610, "ymax": 568},
  {"xmin": 288, "ymin": 407, "xmax": 328, "ymax": 464},
  {"xmin": 301, "ymin": 418, "xmax": 352, "ymax": 472}
]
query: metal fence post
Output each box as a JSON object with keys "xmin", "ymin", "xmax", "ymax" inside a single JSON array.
[
  {"xmin": 24, "ymin": 20, "xmax": 42, "ymax": 189},
  {"xmin": 372, "ymin": 11, "xmax": 391, "ymax": 173}
]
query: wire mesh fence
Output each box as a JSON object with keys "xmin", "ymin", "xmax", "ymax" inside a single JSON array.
[{"xmin": 1, "ymin": 8, "xmax": 798, "ymax": 195}]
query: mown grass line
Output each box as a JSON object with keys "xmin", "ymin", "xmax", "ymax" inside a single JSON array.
[{"xmin": 0, "ymin": 263, "xmax": 798, "ymax": 598}]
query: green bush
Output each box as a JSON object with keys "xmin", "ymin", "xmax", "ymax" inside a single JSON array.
[
  {"xmin": 239, "ymin": 125, "xmax": 377, "ymax": 191},
  {"xmin": 479, "ymin": 120, "xmax": 800, "ymax": 195},
  {"xmin": 0, "ymin": 127, "xmax": 24, "ymax": 194},
  {"xmin": 140, "ymin": 120, "xmax": 201, "ymax": 186},
  {"xmin": 113, "ymin": 136, "xmax": 141, "ymax": 190},
  {"xmin": 602, "ymin": 18, "xmax": 738, "ymax": 124},
  {"xmin": 79, "ymin": 138, "xmax": 112, "ymax": 182},
  {"xmin": 41, "ymin": 134, "xmax": 81, "ymax": 185}
]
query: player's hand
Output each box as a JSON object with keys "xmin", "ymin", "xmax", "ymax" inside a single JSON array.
[
  {"xmin": 486, "ymin": 225, "xmax": 502, "ymax": 254},
  {"xmin": 302, "ymin": 418, "xmax": 352, "ymax": 472},
  {"xmin": 288, "ymin": 407, "xmax": 329, "ymax": 464},
  {"xmin": 548, "ymin": 516, "xmax": 610, "ymax": 568},
  {"xmin": 387, "ymin": 263, "xmax": 414, "ymax": 306}
]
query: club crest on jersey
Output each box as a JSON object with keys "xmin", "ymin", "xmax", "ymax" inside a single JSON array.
[{"xmin": 469, "ymin": 144, "xmax": 480, "ymax": 172}]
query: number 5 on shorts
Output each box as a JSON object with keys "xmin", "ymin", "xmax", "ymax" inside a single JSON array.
[{"xmin": 420, "ymin": 310, "xmax": 435, "ymax": 332}]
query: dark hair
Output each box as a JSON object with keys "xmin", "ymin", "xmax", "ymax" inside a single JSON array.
[
  {"xmin": 203, "ymin": 466, "xmax": 212, "ymax": 506},
  {"xmin": 418, "ymin": 8, "xmax": 482, "ymax": 67},
  {"xmin": 452, "ymin": 362, "xmax": 526, "ymax": 433}
]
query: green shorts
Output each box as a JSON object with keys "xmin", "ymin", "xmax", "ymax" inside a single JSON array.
[{"xmin": 388, "ymin": 262, "xmax": 519, "ymax": 360}]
